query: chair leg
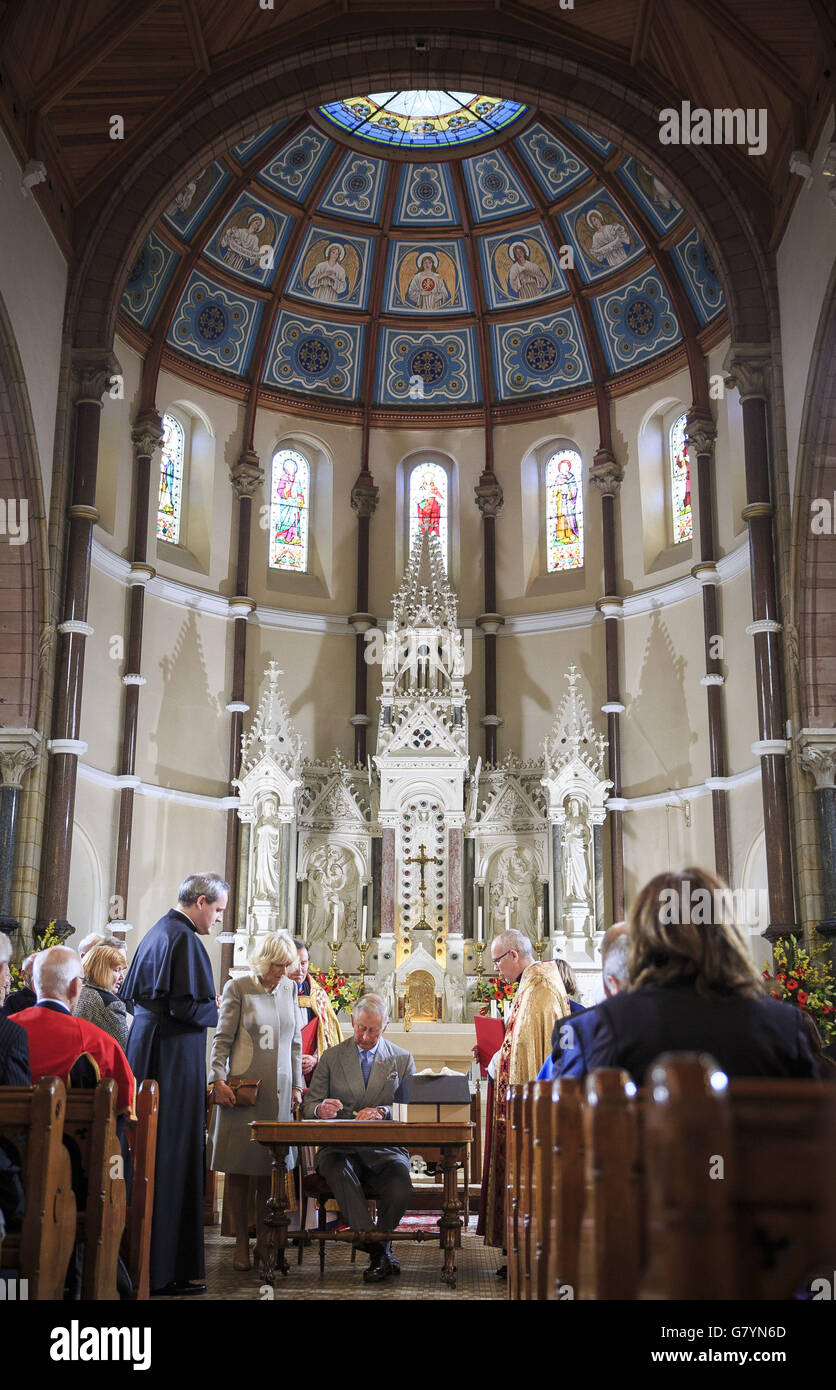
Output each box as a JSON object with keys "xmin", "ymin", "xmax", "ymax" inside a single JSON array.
[{"xmin": 318, "ymin": 1201, "xmax": 326, "ymax": 1275}]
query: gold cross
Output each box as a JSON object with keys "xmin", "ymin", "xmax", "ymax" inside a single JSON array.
[{"xmin": 404, "ymin": 843, "xmax": 442, "ymax": 932}]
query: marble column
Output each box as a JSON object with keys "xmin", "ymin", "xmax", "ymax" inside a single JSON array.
[
  {"xmin": 591, "ymin": 449, "xmax": 625, "ymax": 922},
  {"xmin": 112, "ymin": 411, "xmax": 163, "ymax": 938},
  {"xmin": 447, "ymin": 823, "xmax": 463, "ymax": 945},
  {"xmin": 475, "ymin": 474, "xmax": 504, "ymax": 766},
  {"xmin": 381, "ymin": 825, "xmax": 396, "ymax": 937},
  {"xmin": 686, "ymin": 412, "xmax": 731, "ymax": 885},
  {"xmin": 221, "ymin": 450, "xmax": 263, "ymax": 980},
  {"xmin": 797, "ymin": 732, "xmax": 836, "ymax": 949},
  {"xmin": 349, "ymin": 473, "xmax": 379, "ymax": 766},
  {"xmin": 0, "ymin": 730, "xmax": 42, "ymax": 934},
  {"xmin": 39, "ymin": 348, "xmax": 120, "ymax": 938},
  {"xmin": 724, "ymin": 346, "xmax": 796, "ymax": 941}
]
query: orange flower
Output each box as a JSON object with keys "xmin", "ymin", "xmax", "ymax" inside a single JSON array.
[
  {"xmin": 797, "ymin": 990, "xmax": 809, "ymax": 1005},
  {"xmin": 787, "ymin": 977, "xmax": 798, "ymax": 990}
]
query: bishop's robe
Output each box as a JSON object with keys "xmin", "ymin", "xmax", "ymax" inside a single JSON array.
[
  {"xmin": 120, "ymin": 908, "xmax": 218, "ymax": 1290},
  {"xmin": 297, "ymin": 973, "xmax": 342, "ymax": 1059},
  {"xmin": 477, "ymin": 960, "xmax": 570, "ymax": 1248}
]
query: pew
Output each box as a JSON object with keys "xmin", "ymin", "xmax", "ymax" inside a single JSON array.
[
  {"xmin": 0, "ymin": 1077, "xmax": 76, "ymax": 1299},
  {"xmin": 63, "ymin": 1079, "xmax": 127, "ymax": 1300},
  {"xmin": 577, "ymin": 1068, "xmax": 643, "ymax": 1300},
  {"xmin": 641, "ymin": 1053, "xmax": 836, "ymax": 1300},
  {"xmin": 122, "ymin": 1079, "xmax": 159, "ymax": 1300},
  {"xmin": 506, "ymin": 1086, "xmax": 523, "ymax": 1299},
  {"xmin": 543, "ymin": 1076, "xmax": 583, "ymax": 1301}
]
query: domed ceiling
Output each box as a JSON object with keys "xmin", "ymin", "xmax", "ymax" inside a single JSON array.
[{"xmin": 119, "ymin": 95, "xmax": 726, "ymax": 423}]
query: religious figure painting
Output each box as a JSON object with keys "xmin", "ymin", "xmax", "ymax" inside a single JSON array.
[
  {"xmin": 269, "ymin": 449, "xmax": 309, "ymax": 572},
  {"xmin": 561, "ymin": 193, "xmax": 642, "ymax": 284},
  {"xmin": 404, "ymin": 249, "xmax": 452, "ymax": 310},
  {"xmin": 546, "ymin": 448, "xmax": 584, "ymax": 572},
  {"xmin": 408, "ymin": 461, "xmax": 448, "ymax": 567},
  {"xmin": 385, "ymin": 241, "xmax": 469, "ymax": 314},
  {"xmin": 304, "ymin": 239, "xmax": 360, "ymax": 303},
  {"xmin": 162, "ymin": 162, "xmax": 231, "ymax": 238}
]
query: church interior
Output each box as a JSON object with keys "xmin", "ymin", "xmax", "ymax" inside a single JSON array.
[{"xmin": 0, "ymin": 0, "xmax": 834, "ymax": 1326}]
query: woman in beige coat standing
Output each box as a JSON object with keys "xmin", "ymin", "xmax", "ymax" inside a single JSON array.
[{"xmin": 208, "ymin": 931, "xmax": 303, "ymax": 1270}]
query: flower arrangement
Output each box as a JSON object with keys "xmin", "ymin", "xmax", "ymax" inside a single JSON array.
[
  {"xmin": 473, "ymin": 975, "xmax": 518, "ymax": 1017},
  {"xmin": 315, "ymin": 968, "xmax": 360, "ymax": 1015},
  {"xmin": 762, "ymin": 934, "xmax": 836, "ymax": 1044},
  {"xmin": 9, "ymin": 919, "xmax": 64, "ymax": 991}
]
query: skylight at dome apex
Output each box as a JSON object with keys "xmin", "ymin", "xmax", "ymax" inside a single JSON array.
[{"xmin": 317, "ymin": 91, "xmax": 529, "ymax": 148}]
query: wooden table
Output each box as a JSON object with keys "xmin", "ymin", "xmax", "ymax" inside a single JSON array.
[{"xmin": 251, "ymin": 1120, "xmax": 473, "ymax": 1288}]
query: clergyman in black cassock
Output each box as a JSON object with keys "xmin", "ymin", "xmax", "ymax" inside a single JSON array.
[{"xmin": 120, "ymin": 874, "xmax": 227, "ymax": 1294}]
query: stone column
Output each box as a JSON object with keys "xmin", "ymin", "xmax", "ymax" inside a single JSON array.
[
  {"xmin": 447, "ymin": 822, "xmax": 463, "ymax": 943},
  {"xmin": 686, "ymin": 412, "xmax": 731, "ymax": 885},
  {"xmin": 724, "ymin": 346, "xmax": 796, "ymax": 941},
  {"xmin": 112, "ymin": 412, "xmax": 163, "ymax": 938},
  {"xmin": 591, "ymin": 449, "xmax": 625, "ymax": 922},
  {"xmin": 39, "ymin": 348, "xmax": 120, "ymax": 938},
  {"xmin": 221, "ymin": 450, "xmax": 263, "ymax": 981},
  {"xmin": 475, "ymin": 474, "xmax": 504, "ymax": 766},
  {"xmin": 349, "ymin": 473, "xmax": 379, "ymax": 766},
  {"xmin": 797, "ymin": 731, "xmax": 836, "ymax": 952},
  {"xmin": 0, "ymin": 730, "xmax": 42, "ymax": 935}
]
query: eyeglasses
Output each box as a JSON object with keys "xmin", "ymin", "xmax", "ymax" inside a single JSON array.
[{"xmin": 493, "ymin": 950, "xmax": 514, "ymax": 966}]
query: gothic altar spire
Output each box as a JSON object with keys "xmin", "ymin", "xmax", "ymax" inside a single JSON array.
[
  {"xmin": 239, "ymin": 659, "xmax": 304, "ymax": 779},
  {"xmin": 392, "ymin": 528, "xmax": 459, "ymax": 631}
]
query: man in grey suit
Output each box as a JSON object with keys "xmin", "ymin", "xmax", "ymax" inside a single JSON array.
[{"xmin": 302, "ymin": 992, "xmax": 416, "ymax": 1284}]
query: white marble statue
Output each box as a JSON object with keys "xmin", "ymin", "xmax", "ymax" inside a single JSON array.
[
  {"xmin": 562, "ymin": 797, "xmax": 591, "ymax": 902},
  {"xmin": 253, "ymin": 796, "xmax": 280, "ymax": 901},
  {"xmin": 444, "ymin": 973, "xmax": 464, "ymax": 1023},
  {"xmin": 489, "ymin": 844, "xmax": 538, "ymax": 936},
  {"xmin": 306, "ymin": 844, "xmax": 353, "ymax": 943}
]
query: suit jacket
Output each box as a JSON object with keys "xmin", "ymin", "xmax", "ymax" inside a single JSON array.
[
  {"xmin": 11, "ymin": 1001, "xmax": 137, "ymax": 1115},
  {"xmin": 538, "ymin": 1005, "xmax": 599, "ymax": 1081},
  {"xmin": 0, "ymin": 1012, "xmax": 31, "ymax": 1086},
  {"xmin": 302, "ymin": 1036, "xmax": 416, "ymax": 1143},
  {"xmin": 587, "ymin": 984, "xmax": 820, "ymax": 1085}
]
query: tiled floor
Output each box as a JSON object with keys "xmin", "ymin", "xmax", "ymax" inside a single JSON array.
[{"xmin": 181, "ymin": 1218, "xmax": 507, "ymax": 1301}]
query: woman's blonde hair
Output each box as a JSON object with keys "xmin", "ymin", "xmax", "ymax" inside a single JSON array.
[
  {"xmin": 83, "ymin": 942, "xmax": 126, "ymax": 989},
  {"xmin": 249, "ymin": 931, "xmax": 298, "ymax": 978},
  {"xmin": 628, "ymin": 867, "xmax": 764, "ymax": 999}
]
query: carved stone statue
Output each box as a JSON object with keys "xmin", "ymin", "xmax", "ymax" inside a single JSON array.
[
  {"xmin": 444, "ymin": 973, "xmax": 464, "ymax": 1023},
  {"xmin": 253, "ymin": 796, "xmax": 280, "ymax": 902},
  {"xmin": 306, "ymin": 844, "xmax": 352, "ymax": 942},
  {"xmin": 489, "ymin": 844, "xmax": 538, "ymax": 936},
  {"xmin": 562, "ymin": 797, "xmax": 591, "ymax": 903}
]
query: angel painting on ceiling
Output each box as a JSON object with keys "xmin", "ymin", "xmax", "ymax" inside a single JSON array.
[
  {"xmin": 302, "ymin": 239, "xmax": 361, "ymax": 304},
  {"xmin": 404, "ymin": 250, "xmax": 452, "ymax": 310},
  {"xmin": 507, "ymin": 239, "xmax": 550, "ymax": 300},
  {"xmin": 219, "ymin": 209, "xmax": 276, "ymax": 272},
  {"xmin": 580, "ymin": 206, "xmax": 632, "ymax": 269}
]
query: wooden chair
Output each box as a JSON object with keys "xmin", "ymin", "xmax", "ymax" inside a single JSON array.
[
  {"xmin": 121, "ymin": 1079, "xmax": 159, "ymax": 1300},
  {"xmin": 578, "ymin": 1068, "xmax": 643, "ymax": 1299},
  {"xmin": 546, "ymin": 1076, "xmax": 584, "ymax": 1301},
  {"xmin": 641, "ymin": 1053, "xmax": 836, "ymax": 1300},
  {"xmin": 300, "ymin": 1171, "xmax": 378, "ymax": 1273},
  {"xmin": 0, "ymin": 1076, "xmax": 77, "ymax": 1299},
  {"xmin": 63, "ymin": 1079, "xmax": 127, "ymax": 1300}
]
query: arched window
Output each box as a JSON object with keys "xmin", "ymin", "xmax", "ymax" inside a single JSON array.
[
  {"xmin": 545, "ymin": 447, "xmax": 584, "ymax": 572},
  {"xmin": 408, "ymin": 461, "xmax": 449, "ymax": 571},
  {"xmin": 670, "ymin": 412, "xmax": 692, "ymax": 543},
  {"xmin": 269, "ymin": 447, "xmax": 310, "ymax": 571},
  {"xmin": 157, "ymin": 413, "xmax": 185, "ymax": 543}
]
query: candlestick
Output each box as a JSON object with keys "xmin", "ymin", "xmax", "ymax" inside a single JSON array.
[
  {"xmin": 505, "ymin": 903, "xmax": 511, "ymax": 931},
  {"xmin": 477, "ymin": 904, "xmax": 483, "ymax": 942},
  {"xmin": 361, "ymin": 903, "xmax": 368, "ymax": 942},
  {"xmin": 328, "ymin": 937, "xmax": 342, "ymax": 975},
  {"xmin": 301, "ymin": 903, "xmax": 309, "ymax": 943},
  {"xmin": 537, "ymin": 905, "xmax": 543, "ymax": 936},
  {"xmin": 357, "ymin": 938, "xmax": 371, "ymax": 986},
  {"xmin": 332, "ymin": 901, "xmax": 339, "ymax": 942},
  {"xmin": 473, "ymin": 940, "xmax": 485, "ymax": 989}
]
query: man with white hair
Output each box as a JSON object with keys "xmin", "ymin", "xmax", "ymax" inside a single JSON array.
[
  {"xmin": 302, "ymin": 992, "xmax": 416, "ymax": 1284},
  {"xmin": 1, "ymin": 950, "xmax": 38, "ymax": 1016},
  {"xmin": 9, "ymin": 946, "xmax": 135, "ymax": 1114},
  {"xmin": 477, "ymin": 928, "xmax": 570, "ymax": 1257}
]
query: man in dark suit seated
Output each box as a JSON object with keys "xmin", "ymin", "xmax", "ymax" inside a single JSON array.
[
  {"xmin": 302, "ymin": 992, "xmax": 416, "ymax": 1285},
  {"xmin": 538, "ymin": 923, "xmax": 628, "ymax": 1082},
  {"xmin": 587, "ymin": 867, "xmax": 819, "ymax": 1084},
  {"xmin": 0, "ymin": 1010, "xmax": 31, "ymax": 1086},
  {"xmin": 0, "ymin": 1011, "xmax": 31, "ymax": 1243},
  {"xmin": 1, "ymin": 952, "xmax": 37, "ymax": 1016}
]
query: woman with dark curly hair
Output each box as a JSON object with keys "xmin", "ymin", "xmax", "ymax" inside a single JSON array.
[{"xmin": 587, "ymin": 866, "xmax": 819, "ymax": 1084}]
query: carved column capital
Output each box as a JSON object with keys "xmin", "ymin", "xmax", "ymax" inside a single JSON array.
[
  {"xmin": 474, "ymin": 476, "xmax": 504, "ymax": 518},
  {"xmin": 71, "ymin": 348, "xmax": 122, "ymax": 406},
  {"xmin": 0, "ymin": 728, "xmax": 42, "ymax": 788},
  {"xmin": 351, "ymin": 474, "xmax": 379, "ymax": 518},
  {"xmin": 797, "ymin": 730, "xmax": 836, "ymax": 789},
  {"xmin": 230, "ymin": 449, "xmax": 264, "ymax": 499},
  {"xmin": 131, "ymin": 410, "xmax": 164, "ymax": 461},
  {"xmin": 684, "ymin": 411, "xmax": 717, "ymax": 458},
  {"xmin": 722, "ymin": 343, "xmax": 772, "ymax": 401},
  {"xmin": 589, "ymin": 448, "xmax": 624, "ymax": 496}
]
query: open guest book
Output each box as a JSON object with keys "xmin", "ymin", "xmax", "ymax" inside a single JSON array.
[{"xmin": 474, "ymin": 1015, "xmax": 505, "ymax": 1078}]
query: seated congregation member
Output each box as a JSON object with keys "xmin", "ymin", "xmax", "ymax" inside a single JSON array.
[
  {"xmin": 0, "ymin": 1010, "xmax": 31, "ymax": 1086},
  {"xmin": 0, "ymin": 931, "xmax": 13, "ymax": 1010},
  {"xmin": 120, "ymin": 872, "xmax": 226, "ymax": 1297},
  {"xmin": 208, "ymin": 931, "xmax": 303, "ymax": 1271},
  {"xmin": 587, "ymin": 867, "xmax": 820, "ymax": 1084},
  {"xmin": 538, "ymin": 923, "xmax": 628, "ymax": 1082},
  {"xmin": 77, "ymin": 931, "xmax": 127, "ymax": 961},
  {"xmin": 75, "ymin": 941, "xmax": 130, "ymax": 1049},
  {"xmin": 1, "ymin": 951, "xmax": 37, "ymax": 1016},
  {"xmin": 288, "ymin": 938, "xmax": 341, "ymax": 1082},
  {"xmin": 555, "ymin": 956, "xmax": 585, "ymax": 1015},
  {"xmin": 10, "ymin": 947, "xmax": 136, "ymax": 1114},
  {"xmin": 302, "ymin": 993, "xmax": 416, "ymax": 1285}
]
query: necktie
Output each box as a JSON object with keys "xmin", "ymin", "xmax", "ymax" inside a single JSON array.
[{"xmin": 361, "ymin": 1050, "xmax": 372, "ymax": 1087}]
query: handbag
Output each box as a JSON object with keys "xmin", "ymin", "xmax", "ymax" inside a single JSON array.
[{"xmin": 226, "ymin": 1075, "xmax": 261, "ymax": 1107}]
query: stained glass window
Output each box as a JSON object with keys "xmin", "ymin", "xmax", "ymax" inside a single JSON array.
[
  {"xmin": 157, "ymin": 413, "xmax": 184, "ymax": 543},
  {"xmin": 318, "ymin": 91, "xmax": 528, "ymax": 150},
  {"xmin": 409, "ymin": 462, "xmax": 448, "ymax": 570},
  {"xmin": 269, "ymin": 448, "xmax": 309, "ymax": 571},
  {"xmin": 670, "ymin": 413, "xmax": 692, "ymax": 543},
  {"xmin": 546, "ymin": 448, "xmax": 584, "ymax": 572}
]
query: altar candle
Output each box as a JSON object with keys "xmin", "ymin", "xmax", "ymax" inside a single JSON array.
[
  {"xmin": 505, "ymin": 903, "xmax": 511, "ymax": 931},
  {"xmin": 477, "ymin": 905, "xmax": 483, "ymax": 942},
  {"xmin": 332, "ymin": 902, "xmax": 339, "ymax": 941},
  {"xmin": 361, "ymin": 904, "xmax": 368, "ymax": 941},
  {"xmin": 537, "ymin": 905, "xmax": 543, "ymax": 936},
  {"xmin": 302, "ymin": 903, "xmax": 309, "ymax": 943}
]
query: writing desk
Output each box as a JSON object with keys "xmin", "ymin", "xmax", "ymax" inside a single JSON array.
[{"xmin": 251, "ymin": 1119, "xmax": 473, "ymax": 1288}]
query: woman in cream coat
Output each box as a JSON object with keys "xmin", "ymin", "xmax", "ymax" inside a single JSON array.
[{"xmin": 208, "ymin": 931, "xmax": 302, "ymax": 1270}]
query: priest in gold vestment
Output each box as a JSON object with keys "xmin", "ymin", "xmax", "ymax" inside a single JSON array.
[
  {"xmin": 478, "ymin": 929, "xmax": 571, "ymax": 1249},
  {"xmin": 290, "ymin": 940, "xmax": 342, "ymax": 1077}
]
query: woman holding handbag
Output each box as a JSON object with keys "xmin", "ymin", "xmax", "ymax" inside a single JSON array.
[{"xmin": 208, "ymin": 931, "xmax": 303, "ymax": 1270}]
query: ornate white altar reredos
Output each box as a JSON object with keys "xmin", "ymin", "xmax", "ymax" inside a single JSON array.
[{"xmin": 234, "ymin": 534, "xmax": 613, "ymax": 1006}]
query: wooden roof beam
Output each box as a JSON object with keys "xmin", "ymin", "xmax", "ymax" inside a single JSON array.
[{"xmin": 31, "ymin": 0, "xmax": 166, "ymax": 115}]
